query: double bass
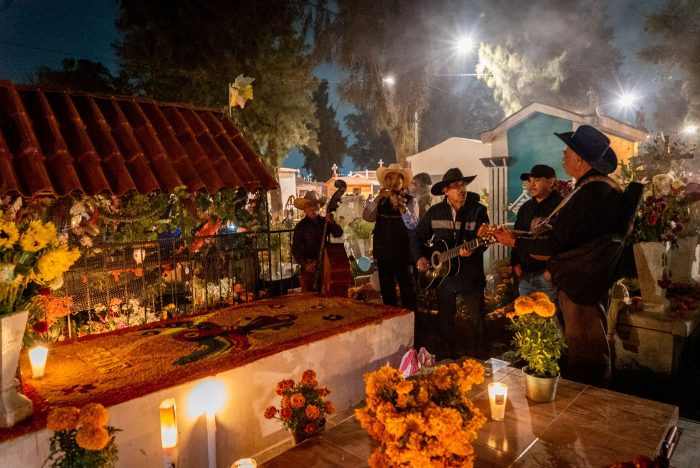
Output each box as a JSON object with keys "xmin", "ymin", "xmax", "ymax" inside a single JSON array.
[{"xmin": 315, "ymin": 180, "xmax": 353, "ymax": 297}]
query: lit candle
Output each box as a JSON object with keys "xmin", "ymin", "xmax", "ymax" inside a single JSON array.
[
  {"xmin": 231, "ymin": 458, "xmax": 257, "ymax": 468},
  {"xmin": 28, "ymin": 346, "xmax": 49, "ymax": 379},
  {"xmin": 160, "ymin": 398, "xmax": 178, "ymax": 468},
  {"xmin": 487, "ymin": 382, "xmax": 508, "ymax": 421},
  {"xmin": 189, "ymin": 380, "xmax": 227, "ymax": 468}
]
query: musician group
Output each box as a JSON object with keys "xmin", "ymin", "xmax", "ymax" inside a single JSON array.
[{"xmin": 292, "ymin": 124, "xmax": 625, "ymax": 388}]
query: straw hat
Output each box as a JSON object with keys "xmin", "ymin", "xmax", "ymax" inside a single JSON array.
[
  {"xmin": 293, "ymin": 191, "xmax": 327, "ymax": 210},
  {"xmin": 376, "ymin": 163, "xmax": 413, "ymax": 188}
]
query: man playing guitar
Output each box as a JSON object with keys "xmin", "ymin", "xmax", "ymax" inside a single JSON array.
[{"xmin": 413, "ymin": 168, "xmax": 490, "ymax": 360}]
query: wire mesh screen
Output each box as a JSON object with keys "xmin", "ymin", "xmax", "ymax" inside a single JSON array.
[{"xmin": 60, "ymin": 229, "xmax": 297, "ymax": 333}]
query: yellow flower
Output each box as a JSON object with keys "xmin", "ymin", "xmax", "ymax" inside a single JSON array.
[
  {"xmin": 432, "ymin": 366, "xmax": 452, "ymax": 390},
  {"xmin": 35, "ymin": 244, "xmax": 80, "ymax": 282},
  {"xmin": 76, "ymin": 425, "xmax": 110, "ymax": 451},
  {"xmin": 514, "ymin": 296, "xmax": 535, "ymax": 316},
  {"xmin": 529, "ymin": 292, "xmax": 550, "ymax": 302},
  {"xmin": 46, "ymin": 406, "xmax": 80, "ymax": 432},
  {"xmin": 19, "ymin": 220, "xmax": 57, "ymax": 252},
  {"xmin": 533, "ymin": 298, "xmax": 556, "ymax": 317},
  {"xmin": 78, "ymin": 403, "xmax": 109, "ymax": 427},
  {"xmin": 0, "ymin": 221, "xmax": 19, "ymax": 249}
]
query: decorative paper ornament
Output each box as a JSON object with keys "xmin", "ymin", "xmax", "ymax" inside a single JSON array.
[{"xmin": 229, "ymin": 75, "xmax": 255, "ymax": 109}]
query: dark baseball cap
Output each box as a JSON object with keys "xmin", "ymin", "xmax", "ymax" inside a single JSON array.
[{"xmin": 520, "ymin": 164, "xmax": 556, "ymax": 181}]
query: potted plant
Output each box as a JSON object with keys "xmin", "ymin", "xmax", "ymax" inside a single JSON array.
[
  {"xmin": 506, "ymin": 292, "xmax": 566, "ymax": 402},
  {"xmin": 263, "ymin": 369, "xmax": 335, "ymax": 444}
]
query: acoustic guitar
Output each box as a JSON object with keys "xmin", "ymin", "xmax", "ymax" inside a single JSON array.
[{"xmin": 418, "ymin": 225, "xmax": 497, "ymax": 289}]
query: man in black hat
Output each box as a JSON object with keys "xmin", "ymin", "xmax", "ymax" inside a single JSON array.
[
  {"xmin": 413, "ymin": 168, "xmax": 489, "ymax": 360},
  {"xmin": 511, "ymin": 164, "xmax": 562, "ymax": 302},
  {"xmin": 494, "ymin": 125, "xmax": 626, "ymax": 387}
]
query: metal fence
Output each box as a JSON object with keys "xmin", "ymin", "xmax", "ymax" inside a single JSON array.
[{"xmin": 60, "ymin": 229, "xmax": 297, "ymax": 333}]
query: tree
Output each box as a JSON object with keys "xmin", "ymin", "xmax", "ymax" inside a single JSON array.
[
  {"xmin": 419, "ymin": 77, "xmax": 504, "ymax": 149},
  {"xmin": 115, "ymin": 0, "xmax": 321, "ymax": 217},
  {"xmin": 640, "ymin": 0, "xmax": 700, "ymax": 124},
  {"xmin": 34, "ymin": 59, "xmax": 129, "ymax": 94},
  {"xmin": 475, "ymin": 0, "xmax": 623, "ymax": 114},
  {"xmin": 320, "ymin": 0, "xmax": 439, "ymax": 165},
  {"xmin": 345, "ymin": 107, "xmax": 395, "ymax": 170},
  {"xmin": 301, "ymin": 80, "xmax": 347, "ymax": 181}
]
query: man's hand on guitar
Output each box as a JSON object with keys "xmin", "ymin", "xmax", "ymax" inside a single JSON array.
[
  {"xmin": 493, "ymin": 226, "xmax": 516, "ymax": 248},
  {"xmin": 416, "ymin": 257, "xmax": 428, "ymax": 273},
  {"xmin": 458, "ymin": 245, "xmax": 473, "ymax": 257}
]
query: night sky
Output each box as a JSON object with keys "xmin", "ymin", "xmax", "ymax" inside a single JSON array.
[{"xmin": 0, "ymin": 0, "xmax": 668, "ymax": 173}]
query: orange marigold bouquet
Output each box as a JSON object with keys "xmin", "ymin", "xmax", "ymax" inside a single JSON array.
[
  {"xmin": 355, "ymin": 360, "xmax": 486, "ymax": 468},
  {"xmin": 45, "ymin": 403, "xmax": 120, "ymax": 468},
  {"xmin": 263, "ymin": 369, "xmax": 335, "ymax": 437}
]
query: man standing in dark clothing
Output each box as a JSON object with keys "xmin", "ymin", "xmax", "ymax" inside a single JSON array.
[
  {"xmin": 363, "ymin": 163, "xmax": 418, "ymax": 311},
  {"xmin": 511, "ymin": 164, "xmax": 562, "ymax": 302},
  {"xmin": 410, "ymin": 172, "xmax": 433, "ymax": 218},
  {"xmin": 414, "ymin": 168, "xmax": 489, "ymax": 360},
  {"xmin": 292, "ymin": 191, "xmax": 343, "ymax": 292},
  {"xmin": 495, "ymin": 125, "xmax": 625, "ymax": 387}
]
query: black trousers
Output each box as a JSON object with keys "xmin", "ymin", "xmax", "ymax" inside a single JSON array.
[
  {"xmin": 377, "ymin": 258, "xmax": 417, "ymax": 311},
  {"xmin": 436, "ymin": 275, "xmax": 485, "ymax": 360}
]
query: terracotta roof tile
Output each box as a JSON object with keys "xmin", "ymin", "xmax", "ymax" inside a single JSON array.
[{"xmin": 0, "ymin": 81, "xmax": 278, "ymax": 196}]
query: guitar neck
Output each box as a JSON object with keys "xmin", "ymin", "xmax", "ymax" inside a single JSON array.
[{"xmin": 441, "ymin": 237, "xmax": 486, "ymax": 262}]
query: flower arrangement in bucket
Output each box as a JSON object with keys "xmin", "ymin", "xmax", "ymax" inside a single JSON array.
[
  {"xmin": 263, "ymin": 369, "xmax": 334, "ymax": 443},
  {"xmin": 489, "ymin": 292, "xmax": 565, "ymax": 402},
  {"xmin": 355, "ymin": 360, "xmax": 486, "ymax": 467},
  {"xmin": 45, "ymin": 403, "xmax": 120, "ymax": 468},
  {"xmin": 0, "ymin": 219, "xmax": 80, "ymax": 315}
]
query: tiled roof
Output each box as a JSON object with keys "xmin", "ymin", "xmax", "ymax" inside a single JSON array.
[{"xmin": 0, "ymin": 81, "xmax": 278, "ymax": 197}]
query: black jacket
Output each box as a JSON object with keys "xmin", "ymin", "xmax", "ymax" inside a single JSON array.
[
  {"xmin": 292, "ymin": 216, "xmax": 343, "ymax": 265},
  {"xmin": 413, "ymin": 193, "xmax": 489, "ymax": 288},
  {"xmin": 510, "ymin": 190, "xmax": 563, "ymax": 272}
]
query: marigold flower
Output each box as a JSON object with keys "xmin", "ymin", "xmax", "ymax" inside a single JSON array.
[
  {"xmin": 301, "ymin": 369, "xmax": 317, "ymax": 387},
  {"xmin": 0, "ymin": 221, "xmax": 19, "ymax": 249},
  {"xmin": 514, "ymin": 296, "xmax": 535, "ymax": 316},
  {"xmin": 533, "ymin": 298, "xmax": 556, "ymax": 317},
  {"xmin": 264, "ymin": 406, "xmax": 277, "ymax": 419},
  {"xmin": 305, "ymin": 404, "xmax": 320, "ymax": 420},
  {"xmin": 275, "ymin": 379, "xmax": 294, "ymax": 395},
  {"xmin": 78, "ymin": 403, "xmax": 109, "ymax": 427},
  {"xmin": 528, "ymin": 292, "xmax": 549, "ymax": 302},
  {"xmin": 46, "ymin": 406, "xmax": 80, "ymax": 432},
  {"xmin": 280, "ymin": 406, "xmax": 293, "ymax": 420},
  {"xmin": 75, "ymin": 425, "xmax": 110, "ymax": 451},
  {"xmin": 303, "ymin": 422, "xmax": 317, "ymax": 435},
  {"xmin": 316, "ymin": 386, "xmax": 331, "ymax": 397},
  {"xmin": 290, "ymin": 393, "xmax": 305, "ymax": 408},
  {"xmin": 324, "ymin": 400, "xmax": 335, "ymax": 415}
]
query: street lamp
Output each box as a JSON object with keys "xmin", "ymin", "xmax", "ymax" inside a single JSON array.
[
  {"xmin": 382, "ymin": 75, "xmax": 396, "ymax": 86},
  {"xmin": 454, "ymin": 36, "xmax": 475, "ymax": 55}
]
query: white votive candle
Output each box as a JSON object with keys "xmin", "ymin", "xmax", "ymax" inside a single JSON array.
[
  {"xmin": 488, "ymin": 382, "xmax": 508, "ymax": 421},
  {"xmin": 28, "ymin": 346, "xmax": 49, "ymax": 378},
  {"xmin": 231, "ymin": 458, "xmax": 257, "ymax": 468}
]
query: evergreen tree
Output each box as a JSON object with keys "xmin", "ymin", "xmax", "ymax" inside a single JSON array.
[
  {"xmin": 345, "ymin": 107, "xmax": 395, "ymax": 170},
  {"xmin": 34, "ymin": 59, "xmax": 130, "ymax": 94},
  {"xmin": 301, "ymin": 80, "xmax": 347, "ymax": 181}
]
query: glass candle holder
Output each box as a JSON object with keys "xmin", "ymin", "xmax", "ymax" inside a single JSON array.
[{"xmin": 488, "ymin": 382, "xmax": 508, "ymax": 421}]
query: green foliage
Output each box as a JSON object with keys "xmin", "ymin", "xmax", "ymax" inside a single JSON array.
[
  {"xmin": 344, "ymin": 107, "xmax": 395, "ymax": 169},
  {"xmin": 115, "ymin": 0, "xmax": 319, "ymax": 164},
  {"xmin": 46, "ymin": 427, "xmax": 120, "ymax": 468},
  {"xmin": 627, "ymin": 135, "xmax": 696, "ymax": 181},
  {"xmin": 510, "ymin": 313, "xmax": 565, "ymax": 378},
  {"xmin": 302, "ymin": 80, "xmax": 347, "ymax": 180},
  {"xmin": 34, "ymin": 59, "xmax": 131, "ymax": 94},
  {"xmin": 347, "ymin": 218, "xmax": 373, "ymax": 240}
]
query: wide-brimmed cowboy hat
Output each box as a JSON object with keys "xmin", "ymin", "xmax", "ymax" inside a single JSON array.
[
  {"xmin": 431, "ymin": 168, "xmax": 477, "ymax": 195},
  {"xmin": 293, "ymin": 191, "xmax": 327, "ymax": 209},
  {"xmin": 376, "ymin": 163, "xmax": 413, "ymax": 188},
  {"xmin": 555, "ymin": 125, "xmax": 617, "ymax": 175}
]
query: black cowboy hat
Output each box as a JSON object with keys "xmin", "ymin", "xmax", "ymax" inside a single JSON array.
[
  {"xmin": 431, "ymin": 168, "xmax": 477, "ymax": 195},
  {"xmin": 555, "ymin": 125, "xmax": 617, "ymax": 175}
]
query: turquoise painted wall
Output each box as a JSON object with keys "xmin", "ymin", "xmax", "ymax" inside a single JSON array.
[{"xmin": 506, "ymin": 113, "xmax": 572, "ymax": 212}]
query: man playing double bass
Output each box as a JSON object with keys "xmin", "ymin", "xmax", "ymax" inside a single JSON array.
[
  {"xmin": 292, "ymin": 191, "xmax": 343, "ymax": 292},
  {"xmin": 413, "ymin": 168, "xmax": 489, "ymax": 360}
]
